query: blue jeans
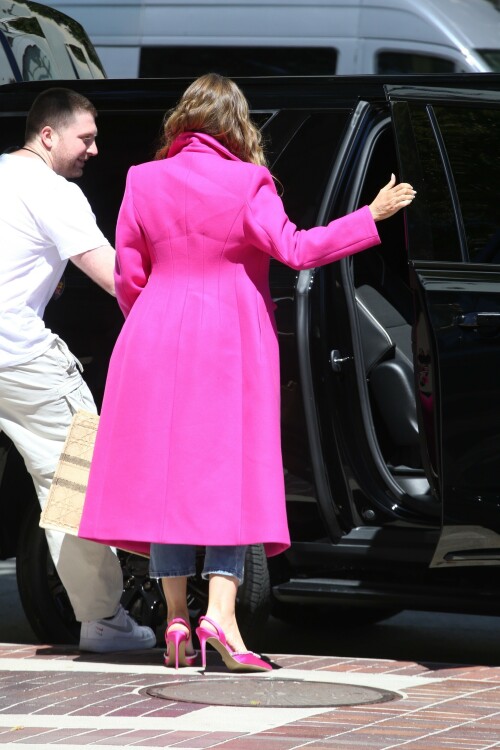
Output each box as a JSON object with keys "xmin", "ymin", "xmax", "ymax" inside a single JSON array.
[{"xmin": 149, "ymin": 544, "xmax": 247, "ymax": 584}]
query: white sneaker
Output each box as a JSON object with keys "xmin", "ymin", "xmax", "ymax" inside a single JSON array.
[{"xmin": 79, "ymin": 605, "xmax": 157, "ymax": 652}]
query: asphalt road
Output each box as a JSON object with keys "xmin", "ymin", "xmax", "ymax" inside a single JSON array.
[{"xmin": 2, "ymin": 558, "xmax": 500, "ymax": 666}]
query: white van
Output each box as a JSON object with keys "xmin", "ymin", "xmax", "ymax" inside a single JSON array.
[
  {"xmin": 41, "ymin": 0, "xmax": 500, "ymax": 79},
  {"xmin": 0, "ymin": 0, "xmax": 106, "ymax": 84}
]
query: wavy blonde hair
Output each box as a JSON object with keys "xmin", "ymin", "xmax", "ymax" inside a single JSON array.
[{"xmin": 155, "ymin": 73, "xmax": 267, "ymax": 166}]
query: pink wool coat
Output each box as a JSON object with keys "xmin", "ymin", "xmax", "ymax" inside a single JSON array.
[{"xmin": 78, "ymin": 131, "xmax": 380, "ymax": 557}]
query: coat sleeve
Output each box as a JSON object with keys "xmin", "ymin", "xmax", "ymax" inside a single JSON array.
[
  {"xmin": 114, "ymin": 168, "xmax": 152, "ymax": 318},
  {"xmin": 243, "ymin": 167, "xmax": 381, "ymax": 269}
]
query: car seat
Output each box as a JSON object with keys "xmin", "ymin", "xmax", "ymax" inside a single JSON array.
[{"xmin": 355, "ymin": 284, "xmax": 419, "ymax": 465}]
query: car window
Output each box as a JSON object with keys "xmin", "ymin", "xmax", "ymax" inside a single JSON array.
[
  {"xmin": 65, "ymin": 43, "xmax": 93, "ymax": 79},
  {"xmin": 272, "ymin": 111, "xmax": 351, "ymax": 230},
  {"xmin": 377, "ymin": 52, "xmax": 456, "ymax": 75},
  {"xmin": 393, "ymin": 101, "xmax": 500, "ymax": 265},
  {"xmin": 266, "ymin": 110, "xmax": 350, "ymax": 293},
  {"xmin": 433, "ymin": 105, "xmax": 500, "ymax": 264},
  {"xmin": 403, "ymin": 103, "xmax": 462, "ymax": 263},
  {"xmin": 0, "ymin": 35, "xmax": 16, "ymax": 84},
  {"xmin": 353, "ymin": 124, "xmax": 412, "ymax": 320},
  {"xmin": 0, "ymin": 15, "xmax": 57, "ymax": 80}
]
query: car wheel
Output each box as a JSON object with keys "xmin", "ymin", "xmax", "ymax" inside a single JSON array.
[
  {"xmin": 237, "ymin": 544, "xmax": 271, "ymax": 643},
  {"xmin": 119, "ymin": 551, "xmax": 165, "ymax": 644},
  {"xmin": 16, "ymin": 502, "xmax": 80, "ymax": 644},
  {"xmin": 16, "ymin": 504, "xmax": 167, "ymax": 646}
]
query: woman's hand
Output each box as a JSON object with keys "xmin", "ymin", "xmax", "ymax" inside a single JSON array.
[{"xmin": 369, "ymin": 174, "xmax": 416, "ymax": 221}]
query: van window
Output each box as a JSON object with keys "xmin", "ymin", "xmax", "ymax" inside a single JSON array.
[
  {"xmin": 139, "ymin": 46, "xmax": 337, "ymax": 77},
  {"xmin": 477, "ymin": 50, "xmax": 500, "ymax": 72},
  {"xmin": 435, "ymin": 105, "xmax": 500, "ymax": 264},
  {"xmin": 377, "ymin": 52, "xmax": 456, "ymax": 75}
]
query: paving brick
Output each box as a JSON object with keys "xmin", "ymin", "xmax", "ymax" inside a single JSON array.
[{"xmin": 1, "ymin": 645, "xmax": 500, "ymax": 748}]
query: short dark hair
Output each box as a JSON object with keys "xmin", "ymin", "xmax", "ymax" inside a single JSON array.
[{"xmin": 25, "ymin": 87, "xmax": 97, "ymax": 142}]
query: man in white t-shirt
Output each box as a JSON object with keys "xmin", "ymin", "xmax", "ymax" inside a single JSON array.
[{"xmin": 0, "ymin": 87, "xmax": 156, "ymax": 652}]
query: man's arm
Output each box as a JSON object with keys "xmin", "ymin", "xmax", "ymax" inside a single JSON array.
[{"xmin": 70, "ymin": 245, "xmax": 116, "ymax": 296}]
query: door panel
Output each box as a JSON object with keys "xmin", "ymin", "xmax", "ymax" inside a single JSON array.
[
  {"xmin": 292, "ymin": 100, "xmax": 375, "ymax": 540},
  {"xmin": 388, "ymin": 85, "xmax": 500, "ymax": 565}
]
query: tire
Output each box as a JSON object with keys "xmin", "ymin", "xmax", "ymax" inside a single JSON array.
[
  {"xmin": 16, "ymin": 504, "xmax": 166, "ymax": 645},
  {"xmin": 119, "ymin": 551, "xmax": 165, "ymax": 644},
  {"xmin": 237, "ymin": 544, "xmax": 271, "ymax": 642},
  {"xmin": 16, "ymin": 503, "xmax": 80, "ymax": 644}
]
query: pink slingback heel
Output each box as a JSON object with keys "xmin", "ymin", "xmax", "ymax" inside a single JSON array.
[
  {"xmin": 195, "ymin": 615, "xmax": 272, "ymax": 672},
  {"xmin": 164, "ymin": 618, "xmax": 197, "ymax": 669}
]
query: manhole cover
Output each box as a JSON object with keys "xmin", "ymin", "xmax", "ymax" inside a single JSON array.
[{"xmin": 146, "ymin": 677, "xmax": 398, "ymax": 708}]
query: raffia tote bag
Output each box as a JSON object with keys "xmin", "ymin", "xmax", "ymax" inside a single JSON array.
[{"xmin": 39, "ymin": 410, "xmax": 98, "ymax": 536}]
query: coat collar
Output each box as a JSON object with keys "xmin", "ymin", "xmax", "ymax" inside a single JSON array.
[{"xmin": 167, "ymin": 131, "xmax": 241, "ymax": 162}]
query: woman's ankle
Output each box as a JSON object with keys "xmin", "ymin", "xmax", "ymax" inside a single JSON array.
[{"xmin": 203, "ymin": 611, "xmax": 247, "ymax": 653}]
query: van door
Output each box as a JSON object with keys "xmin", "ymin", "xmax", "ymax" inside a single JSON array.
[{"xmin": 386, "ymin": 85, "xmax": 500, "ymax": 567}]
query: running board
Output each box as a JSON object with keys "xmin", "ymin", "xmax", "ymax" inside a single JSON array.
[{"xmin": 272, "ymin": 577, "xmax": 500, "ymax": 615}]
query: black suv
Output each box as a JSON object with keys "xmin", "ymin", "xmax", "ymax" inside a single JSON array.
[{"xmin": 1, "ymin": 74, "xmax": 500, "ymax": 644}]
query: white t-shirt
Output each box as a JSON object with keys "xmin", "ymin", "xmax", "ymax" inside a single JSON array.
[{"xmin": 0, "ymin": 154, "xmax": 109, "ymax": 368}]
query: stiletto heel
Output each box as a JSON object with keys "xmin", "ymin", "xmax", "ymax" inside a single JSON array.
[
  {"xmin": 195, "ymin": 616, "xmax": 272, "ymax": 672},
  {"xmin": 164, "ymin": 618, "xmax": 198, "ymax": 669},
  {"xmin": 198, "ymin": 633, "xmax": 207, "ymax": 668}
]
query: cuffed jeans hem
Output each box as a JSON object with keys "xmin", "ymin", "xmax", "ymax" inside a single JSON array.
[
  {"xmin": 150, "ymin": 569, "xmax": 197, "ymax": 579},
  {"xmin": 150, "ymin": 543, "xmax": 247, "ymax": 584}
]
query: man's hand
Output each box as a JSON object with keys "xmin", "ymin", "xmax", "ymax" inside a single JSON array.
[
  {"xmin": 369, "ymin": 174, "xmax": 416, "ymax": 221},
  {"xmin": 71, "ymin": 245, "xmax": 116, "ymax": 296}
]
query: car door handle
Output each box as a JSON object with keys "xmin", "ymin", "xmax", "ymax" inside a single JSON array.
[{"xmin": 457, "ymin": 312, "xmax": 500, "ymax": 328}]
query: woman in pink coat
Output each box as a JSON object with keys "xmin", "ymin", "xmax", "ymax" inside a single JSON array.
[{"xmin": 79, "ymin": 73, "xmax": 415, "ymax": 671}]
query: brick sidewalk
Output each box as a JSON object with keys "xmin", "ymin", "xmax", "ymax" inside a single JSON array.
[{"xmin": 1, "ymin": 643, "xmax": 500, "ymax": 749}]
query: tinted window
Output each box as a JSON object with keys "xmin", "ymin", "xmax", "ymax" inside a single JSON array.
[
  {"xmin": 65, "ymin": 43, "xmax": 93, "ymax": 79},
  {"xmin": 378, "ymin": 52, "xmax": 456, "ymax": 75},
  {"xmin": 0, "ymin": 16, "xmax": 56, "ymax": 80},
  {"xmin": 0, "ymin": 34, "xmax": 16, "ymax": 84},
  {"xmin": 405, "ymin": 103, "xmax": 462, "ymax": 262},
  {"xmin": 434, "ymin": 105, "xmax": 500, "ymax": 264},
  {"xmin": 268, "ymin": 110, "xmax": 350, "ymax": 297},
  {"xmin": 21, "ymin": 43, "xmax": 54, "ymax": 80},
  {"xmin": 140, "ymin": 46, "xmax": 337, "ymax": 77},
  {"xmin": 477, "ymin": 50, "xmax": 500, "ymax": 72},
  {"xmin": 272, "ymin": 112, "xmax": 350, "ymax": 230},
  {"xmin": 353, "ymin": 126, "xmax": 411, "ymax": 318},
  {"xmin": 0, "ymin": 6, "xmax": 105, "ymax": 81}
]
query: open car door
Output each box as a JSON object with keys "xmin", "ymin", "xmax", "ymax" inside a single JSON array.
[{"xmin": 386, "ymin": 84, "xmax": 500, "ymax": 567}]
